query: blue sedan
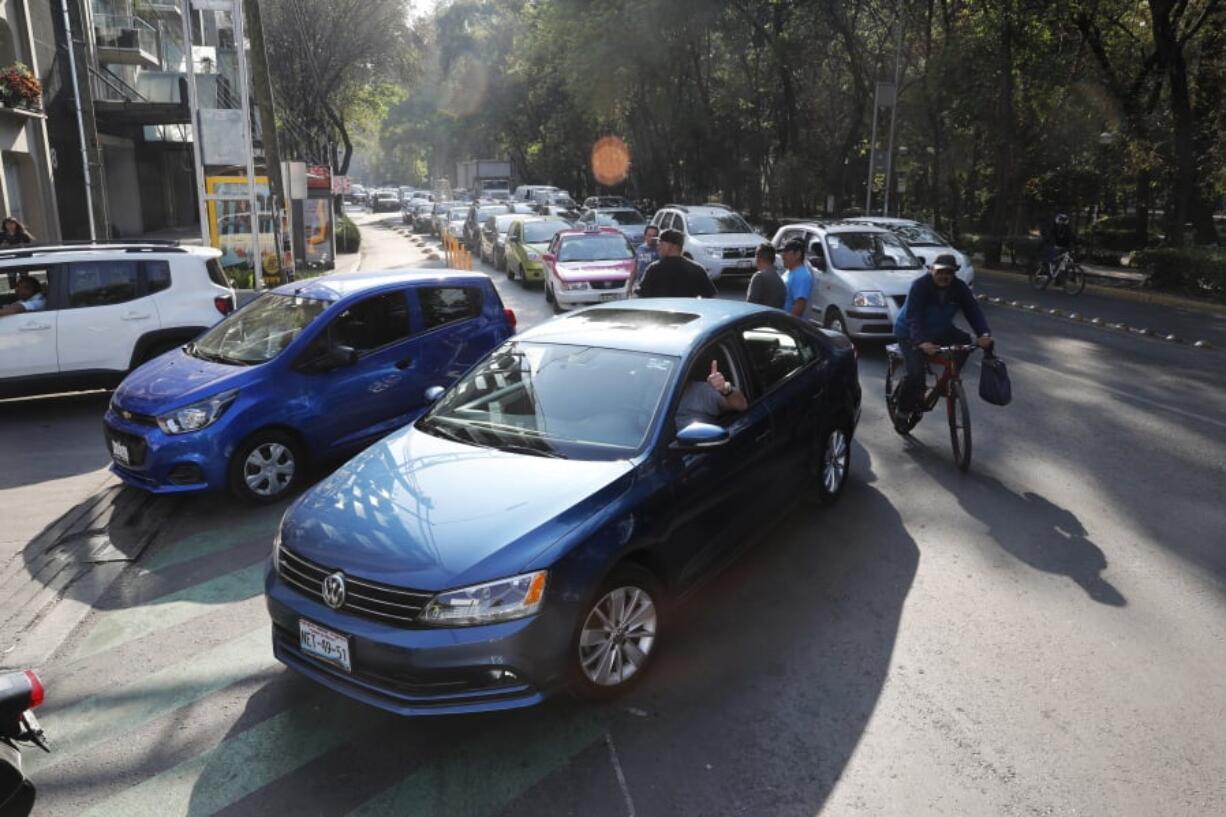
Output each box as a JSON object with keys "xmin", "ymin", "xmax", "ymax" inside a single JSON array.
[
  {"xmin": 104, "ymin": 270, "xmax": 514, "ymax": 502},
  {"xmin": 265, "ymin": 299, "xmax": 861, "ymax": 714}
]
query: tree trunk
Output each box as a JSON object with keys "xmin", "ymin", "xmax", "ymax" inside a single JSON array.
[
  {"xmin": 988, "ymin": 0, "xmax": 1015, "ymax": 238},
  {"xmin": 1150, "ymin": 0, "xmax": 1219, "ymax": 245}
]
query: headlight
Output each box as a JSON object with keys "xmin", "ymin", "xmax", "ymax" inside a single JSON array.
[
  {"xmin": 561, "ymin": 281, "xmax": 590, "ymax": 291},
  {"xmin": 157, "ymin": 389, "xmax": 237, "ymax": 434},
  {"xmin": 420, "ymin": 571, "xmax": 547, "ymax": 626},
  {"xmin": 704, "ymin": 246, "xmax": 723, "ymax": 258},
  {"xmin": 526, "ymin": 250, "xmax": 542, "ymax": 261},
  {"xmin": 852, "ymin": 291, "xmax": 887, "ymax": 308}
]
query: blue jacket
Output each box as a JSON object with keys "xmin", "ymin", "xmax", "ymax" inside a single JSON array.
[{"xmin": 894, "ymin": 274, "xmax": 990, "ymax": 343}]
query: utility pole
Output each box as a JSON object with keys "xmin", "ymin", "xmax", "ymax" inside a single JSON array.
[{"xmin": 882, "ymin": 0, "xmax": 906, "ymax": 217}]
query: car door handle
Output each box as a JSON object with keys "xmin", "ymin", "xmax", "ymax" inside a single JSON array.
[
  {"xmin": 394, "ymin": 357, "xmax": 413, "ymax": 370},
  {"xmin": 122, "ymin": 312, "xmax": 152, "ymax": 321},
  {"xmin": 19, "ymin": 322, "xmax": 50, "ymax": 332}
]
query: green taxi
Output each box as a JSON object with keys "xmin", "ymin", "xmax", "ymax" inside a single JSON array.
[{"xmin": 504, "ymin": 217, "xmax": 572, "ymax": 285}]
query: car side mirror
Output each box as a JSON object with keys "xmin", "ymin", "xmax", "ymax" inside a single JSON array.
[
  {"xmin": 312, "ymin": 344, "xmax": 358, "ymax": 372},
  {"xmin": 424, "ymin": 385, "xmax": 446, "ymax": 402},
  {"xmin": 543, "ymin": 253, "xmax": 556, "ymax": 263},
  {"xmin": 671, "ymin": 422, "xmax": 731, "ymax": 450},
  {"xmin": 810, "ymin": 255, "xmax": 827, "ymax": 271}
]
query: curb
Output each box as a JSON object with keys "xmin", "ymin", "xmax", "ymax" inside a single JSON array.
[
  {"xmin": 976, "ymin": 267, "xmax": 1226, "ymax": 316},
  {"xmin": 976, "ymin": 293, "xmax": 1216, "ymax": 350}
]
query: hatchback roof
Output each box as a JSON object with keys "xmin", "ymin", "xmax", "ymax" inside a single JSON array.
[
  {"xmin": 272, "ymin": 268, "xmax": 490, "ymax": 303},
  {"xmin": 516, "ymin": 298, "xmax": 773, "ymax": 356}
]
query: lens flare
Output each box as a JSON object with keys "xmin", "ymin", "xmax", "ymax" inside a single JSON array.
[
  {"xmin": 591, "ymin": 136, "xmax": 631, "ymax": 186},
  {"xmin": 439, "ymin": 54, "xmax": 488, "ymax": 118}
]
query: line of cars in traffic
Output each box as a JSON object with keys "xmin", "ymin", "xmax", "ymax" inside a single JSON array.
[{"xmin": 396, "ymin": 191, "xmax": 977, "ymax": 336}]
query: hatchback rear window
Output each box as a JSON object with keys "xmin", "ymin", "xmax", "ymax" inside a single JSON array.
[{"xmin": 419, "ymin": 286, "xmax": 482, "ymax": 330}]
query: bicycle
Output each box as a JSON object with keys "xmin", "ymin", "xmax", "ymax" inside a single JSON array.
[
  {"xmin": 1030, "ymin": 249, "xmax": 1086, "ymax": 295},
  {"xmin": 884, "ymin": 343, "xmax": 983, "ymax": 472}
]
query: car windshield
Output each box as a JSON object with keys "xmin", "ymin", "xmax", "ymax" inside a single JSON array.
[
  {"xmin": 477, "ymin": 205, "xmax": 511, "ymax": 219},
  {"xmin": 189, "ymin": 293, "xmax": 329, "ymax": 365},
  {"xmin": 549, "ymin": 195, "xmax": 577, "ymax": 207},
  {"xmin": 596, "ymin": 210, "xmax": 646, "ymax": 226},
  {"xmin": 825, "ymin": 231, "xmax": 922, "ymax": 270},
  {"xmin": 557, "ymin": 235, "xmax": 633, "ymax": 262},
  {"xmin": 493, "ymin": 214, "xmax": 521, "ymax": 232},
  {"xmin": 449, "ymin": 207, "xmax": 469, "ymax": 219},
  {"xmin": 889, "ymin": 223, "xmax": 949, "ymax": 246},
  {"xmin": 523, "ymin": 220, "xmax": 569, "ymax": 243},
  {"xmin": 687, "ymin": 213, "xmax": 755, "ymax": 235},
  {"xmin": 419, "ymin": 341, "xmax": 678, "ymax": 457}
]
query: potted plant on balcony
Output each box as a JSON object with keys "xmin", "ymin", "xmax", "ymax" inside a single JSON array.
[{"xmin": 0, "ymin": 64, "xmax": 42, "ymax": 113}]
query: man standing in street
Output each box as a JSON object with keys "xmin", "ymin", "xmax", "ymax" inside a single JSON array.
[
  {"xmin": 626, "ymin": 224, "xmax": 660, "ymax": 297},
  {"xmin": 637, "ymin": 229, "xmax": 717, "ymax": 298},
  {"xmin": 780, "ymin": 237, "xmax": 814, "ymax": 318},
  {"xmin": 746, "ymin": 243, "xmax": 786, "ymax": 309}
]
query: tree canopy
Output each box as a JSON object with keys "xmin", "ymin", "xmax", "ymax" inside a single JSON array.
[{"xmin": 361, "ymin": 0, "xmax": 1223, "ymax": 245}]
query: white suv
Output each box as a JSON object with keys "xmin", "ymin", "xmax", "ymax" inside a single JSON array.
[
  {"xmin": 648, "ymin": 204, "xmax": 763, "ymax": 280},
  {"xmin": 0, "ymin": 242, "xmax": 235, "ymax": 399}
]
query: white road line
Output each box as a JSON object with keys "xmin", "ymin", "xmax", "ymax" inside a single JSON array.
[{"xmin": 605, "ymin": 732, "xmax": 637, "ymax": 817}]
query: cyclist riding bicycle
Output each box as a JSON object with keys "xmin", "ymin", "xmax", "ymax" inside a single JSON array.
[
  {"xmin": 894, "ymin": 254, "xmax": 994, "ymax": 419},
  {"xmin": 1040, "ymin": 213, "xmax": 1076, "ymax": 275}
]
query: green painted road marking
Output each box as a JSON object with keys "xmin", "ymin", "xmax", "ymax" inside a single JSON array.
[
  {"xmin": 32, "ymin": 628, "xmax": 276, "ymax": 771},
  {"xmin": 347, "ymin": 713, "xmax": 607, "ymax": 817},
  {"xmin": 78, "ymin": 700, "xmax": 363, "ymax": 817},
  {"xmin": 72, "ymin": 562, "xmax": 266, "ymax": 661},
  {"xmin": 141, "ymin": 514, "xmax": 279, "ymax": 574}
]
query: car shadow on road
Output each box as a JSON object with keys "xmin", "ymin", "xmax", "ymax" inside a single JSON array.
[{"xmin": 906, "ymin": 438, "xmax": 1127, "ymax": 607}]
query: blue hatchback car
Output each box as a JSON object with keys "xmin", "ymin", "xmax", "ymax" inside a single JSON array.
[
  {"xmin": 265, "ymin": 299, "xmax": 861, "ymax": 715},
  {"xmin": 104, "ymin": 269, "xmax": 515, "ymax": 502}
]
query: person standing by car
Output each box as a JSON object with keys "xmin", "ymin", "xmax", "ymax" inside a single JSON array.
[
  {"xmin": 894, "ymin": 254, "xmax": 993, "ymax": 417},
  {"xmin": 779, "ymin": 237, "xmax": 813, "ymax": 318},
  {"xmin": 0, "ymin": 218, "xmax": 34, "ymax": 246},
  {"xmin": 746, "ymin": 243, "xmax": 786, "ymax": 309},
  {"xmin": 0, "ymin": 276, "xmax": 45, "ymax": 316},
  {"xmin": 625, "ymin": 224, "xmax": 660, "ymax": 297},
  {"xmin": 637, "ymin": 229, "xmax": 717, "ymax": 298}
]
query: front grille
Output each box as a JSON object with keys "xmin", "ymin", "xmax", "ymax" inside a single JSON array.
[
  {"xmin": 111, "ymin": 399, "xmax": 159, "ymax": 426},
  {"xmin": 589, "ymin": 279, "xmax": 622, "ymax": 291},
  {"xmin": 278, "ymin": 547, "xmax": 435, "ymax": 626},
  {"xmin": 721, "ymin": 246, "xmax": 756, "ymax": 260},
  {"xmin": 104, "ymin": 424, "xmax": 148, "ymax": 466}
]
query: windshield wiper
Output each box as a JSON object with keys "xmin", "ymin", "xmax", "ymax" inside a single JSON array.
[
  {"xmin": 420, "ymin": 417, "xmax": 477, "ymax": 446},
  {"xmin": 498, "ymin": 442, "xmax": 567, "ymax": 459}
]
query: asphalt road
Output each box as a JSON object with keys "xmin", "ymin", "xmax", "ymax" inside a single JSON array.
[{"xmin": 6, "ymin": 211, "xmax": 1226, "ymax": 817}]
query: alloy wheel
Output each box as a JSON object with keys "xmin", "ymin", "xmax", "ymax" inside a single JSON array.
[
  {"xmin": 578, "ymin": 586, "xmax": 657, "ymax": 687},
  {"xmin": 823, "ymin": 428, "xmax": 849, "ymax": 494}
]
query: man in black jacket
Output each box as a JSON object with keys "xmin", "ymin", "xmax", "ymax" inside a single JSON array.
[{"xmin": 636, "ymin": 229, "xmax": 717, "ymax": 298}]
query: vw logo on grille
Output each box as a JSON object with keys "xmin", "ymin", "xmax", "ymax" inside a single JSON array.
[{"xmin": 322, "ymin": 572, "xmax": 347, "ymax": 610}]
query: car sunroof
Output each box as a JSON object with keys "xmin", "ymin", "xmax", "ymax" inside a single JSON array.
[{"xmin": 571, "ymin": 309, "xmax": 700, "ymax": 329}]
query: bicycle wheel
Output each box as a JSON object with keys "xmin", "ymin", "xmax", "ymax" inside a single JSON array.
[
  {"xmin": 885, "ymin": 356, "xmax": 920, "ymax": 435},
  {"xmin": 1029, "ymin": 264, "xmax": 1051, "ymax": 290},
  {"xmin": 1063, "ymin": 263, "xmax": 1086, "ymax": 295},
  {"xmin": 947, "ymin": 380, "xmax": 972, "ymax": 472}
]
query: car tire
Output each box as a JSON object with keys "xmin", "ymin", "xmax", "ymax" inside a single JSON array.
[
  {"xmin": 545, "ymin": 279, "xmax": 555, "ymax": 304},
  {"xmin": 812, "ymin": 422, "xmax": 852, "ymax": 506},
  {"xmin": 824, "ymin": 307, "xmax": 849, "ymax": 335},
  {"xmin": 569, "ymin": 563, "xmax": 664, "ymax": 700},
  {"xmin": 506, "ymin": 259, "xmax": 516, "ymax": 280},
  {"xmin": 228, "ymin": 430, "xmax": 303, "ymax": 504}
]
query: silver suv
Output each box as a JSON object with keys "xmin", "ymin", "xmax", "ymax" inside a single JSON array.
[
  {"xmin": 0, "ymin": 241, "xmax": 234, "ymax": 398},
  {"xmin": 648, "ymin": 204, "xmax": 763, "ymax": 280}
]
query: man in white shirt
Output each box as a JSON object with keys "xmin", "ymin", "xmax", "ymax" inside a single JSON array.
[{"xmin": 0, "ymin": 277, "xmax": 45, "ymax": 316}]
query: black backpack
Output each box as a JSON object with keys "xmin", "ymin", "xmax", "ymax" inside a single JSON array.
[{"xmin": 979, "ymin": 351, "xmax": 1012, "ymax": 406}]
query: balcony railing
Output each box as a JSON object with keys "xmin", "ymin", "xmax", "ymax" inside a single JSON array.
[{"xmin": 94, "ymin": 14, "xmax": 159, "ymax": 67}]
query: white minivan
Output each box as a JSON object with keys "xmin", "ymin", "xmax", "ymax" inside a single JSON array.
[{"xmin": 771, "ymin": 222, "xmax": 963, "ymax": 339}]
